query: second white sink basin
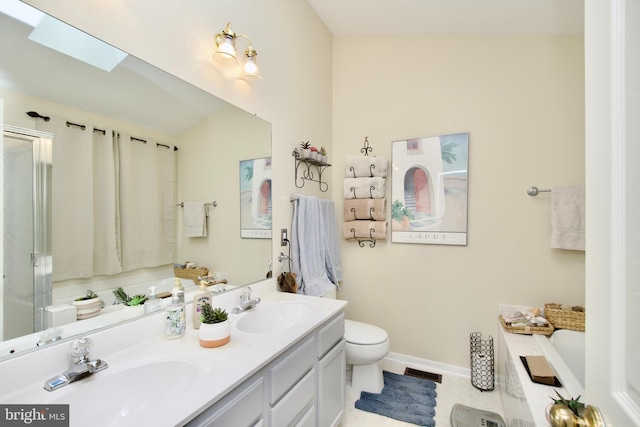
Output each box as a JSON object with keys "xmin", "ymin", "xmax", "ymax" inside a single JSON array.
[{"xmin": 235, "ymin": 301, "xmax": 314, "ymax": 334}]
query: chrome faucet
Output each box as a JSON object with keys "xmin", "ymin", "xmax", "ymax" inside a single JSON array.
[
  {"xmin": 231, "ymin": 287, "xmax": 261, "ymax": 314},
  {"xmin": 44, "ymin": 337, "xmax": 108, "ymax": 391}
]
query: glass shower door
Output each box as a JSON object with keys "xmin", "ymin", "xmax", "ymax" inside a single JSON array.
[{"xmin": 2, "ymin": 126, "xmax": 52, "ymax": 341}]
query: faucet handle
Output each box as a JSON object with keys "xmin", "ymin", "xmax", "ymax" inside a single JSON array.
[
  {"xmin": 69, "ymin": 337, "xmax": 93, "ymax": 359},
  {"xmin": 240, "ymin": 286, "xmax": 252, "ymax": 302}
]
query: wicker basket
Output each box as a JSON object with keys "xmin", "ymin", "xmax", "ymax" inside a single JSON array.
[
  {"xmin": 499, "ymin": 315, "xmax": 554, "ymax": 336},
  {"xmin": 174, "ymin": 266, "xmax": 208, "ymax": 280},
  {"xmin": 544, "ymin": 303, "xmax": 585, "ymax": 331}
]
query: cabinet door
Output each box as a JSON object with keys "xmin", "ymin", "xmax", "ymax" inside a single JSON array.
[
  {"xmin": 317, "ymin": 339, "xmax": 345, "ymax": 427},
  {"xmin": 187, "ymin": 376, "xmax": 264, "ymax": 427}
]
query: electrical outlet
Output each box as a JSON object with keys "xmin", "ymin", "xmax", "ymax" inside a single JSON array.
[{"xmin": 281, "ymin": 229, "xmax": 288, "ymax": 246}]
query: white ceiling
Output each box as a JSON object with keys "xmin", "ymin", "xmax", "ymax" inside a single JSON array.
[{"xmin": 307, "ymin": 0, "xmax": 584, "ymax": 36}]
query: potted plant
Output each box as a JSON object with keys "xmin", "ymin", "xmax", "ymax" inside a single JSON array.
[
  {"xmin": 310, "ymin": 146, "xmax": 320, "ymax": 160},
  {"xmin": 299, "ymin": 141, "xmax": 311, "ymax": 159},
  {"xmin": 546, "ymin": 391, "xmax": 604, "ymax": 427},
  {"xmin": 391, "ymin": 199, "xmax": 414, "ymax": 231},
  {"xmin": 71, "ymin": 290, "xmax": 104, "ymax": 320},
  {"xmin": 320, "ymin": 146, "xmax": 328, "ymax": 163},
  {"xmin": 113, "ymin": 287, "xmax": 148, "ymax": 320},
  {"xmin": 198, "ymin": 302, "xmax": 230, "ymax": 348}
]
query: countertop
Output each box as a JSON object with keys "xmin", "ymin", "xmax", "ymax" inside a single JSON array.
[{"xmin": 0, "ymin": 281, "xmax": 347, "ymax": 426}]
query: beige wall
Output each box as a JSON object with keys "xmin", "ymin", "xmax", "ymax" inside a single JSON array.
[
  {"xmin": 24, "ymin": 1, "xmax": 585, "ymax": 369},
  {"xmin": 332, "ymin": 34, "xmax": 585, "ymax": 367}
]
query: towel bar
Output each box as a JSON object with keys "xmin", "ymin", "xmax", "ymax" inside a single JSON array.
[
  {"xmin": 177, "ymin": 201, "xmax": 217, "ymax": 207},
  {"xmin": 526, "ymin": 186, "xmax": 551, "ymax": 197}
]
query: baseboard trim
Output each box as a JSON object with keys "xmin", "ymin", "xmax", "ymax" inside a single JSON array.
[{"xmin": 384, "ymin": 352, "xmax": 470, "ymax": 379}]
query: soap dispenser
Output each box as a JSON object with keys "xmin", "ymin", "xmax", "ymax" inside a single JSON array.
[
  {"xmin": 165, "ymin": 289, "xmax": 186, "ymax": 339},
  {"xmin": 193, "ymin": 281, "xmax": 212, "ymax": 329},
  {"xmin": 172, "ymin": 278, "xmax": 184, "ymax": 304},
  {"xmin": 144, "ymin": 286, "xmax": 163, "ymax": 314}
]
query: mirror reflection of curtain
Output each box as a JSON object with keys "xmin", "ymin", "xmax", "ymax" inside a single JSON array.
[
  {"xmin": 117, "ymin": 132, "xmax": 174, "ymax": 272},
  {"xmin": 37, "ymin": 118, "xmax": 174, "ymax": 280},
  {"xmin": 38, "ymin": 117, "xmax": 98, "ymax": 281}
]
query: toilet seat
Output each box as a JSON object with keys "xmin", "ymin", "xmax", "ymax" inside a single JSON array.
[{"xmin": 345, "ymin": 319, "xmax": 388, "ymax": 345}]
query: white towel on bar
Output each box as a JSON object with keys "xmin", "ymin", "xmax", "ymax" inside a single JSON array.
[
  {"xmin": 343, "ymin": 177, "xmax": 385, "ymax": 199},
  {"xmin": 344, "ymin": 155, "xmax": 388, "ymax": 178},
  {"xmin": 551, "ymin": 185, "xmax": 585, "ymax": 251},
  {"xmin": 184, "ymin": 202, "xmax": 207, "ymax": 237}
]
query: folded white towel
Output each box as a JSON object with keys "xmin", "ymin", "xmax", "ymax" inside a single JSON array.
[
  {"xmin": 345, "ymin": 155, "xmax": 388, "ymax": 178},
  {"xmin": 551, "ymin": 186, "xmax": 585, "ymax": 251},
  {"xmin": 344, "ymin": 177, "xmax": 385, "ymax": 199},
  {"xmin": 184, "ymin": 202, "xmax": 207, "ymax": 237}
]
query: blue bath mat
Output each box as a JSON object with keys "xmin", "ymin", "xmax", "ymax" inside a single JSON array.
[{"xmin": 354, "ymin": 370, "xmax": 438, "ymax": 426}]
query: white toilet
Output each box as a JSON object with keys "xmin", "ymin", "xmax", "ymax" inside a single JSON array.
[{"xmin": 322, "ymin": 289, "xmax": 390, "ymax": 393}]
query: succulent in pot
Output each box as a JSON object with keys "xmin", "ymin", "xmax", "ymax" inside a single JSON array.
[
  {"xmin": 71, "ymin": 290, "xmax": 104, "ymax": 320},
  {"xmin": 113, "ymin": 287, "xmax": 148, "ymax": 320},
  {"xmin": 199, "ymin": 303, "xmax": 230, "ymax": 348},
  {"xmin": 320, "ymin": 146, "xmax": 328, "ymax": 163},
  {"xmin": 545, "ymin": 391, "xmax": 604, "ymax": 427},
  {"xmin": 299, "ymin": 141, "xmax": 311, "ymax": 158}
]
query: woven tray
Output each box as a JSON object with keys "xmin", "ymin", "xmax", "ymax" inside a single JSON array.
[
  {"xmin": 174, "ymin": 267, "xmax": 208, "ymax": 280},
  {"xmin": 499, "ymin": 315, "xmax": 554, "ymax": 336},
  {"xmin": 544, "ymin": 303, "xmax": 585, "ymax": 331}
]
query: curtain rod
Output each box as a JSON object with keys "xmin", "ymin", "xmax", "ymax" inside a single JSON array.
[{"xmin": 26, "ymin": 110, "xmax": 178, "ymax": 151}]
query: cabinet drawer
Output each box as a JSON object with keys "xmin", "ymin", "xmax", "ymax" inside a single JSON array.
[
  {"xmin": 316, "ymin": 313, "xmax": 345, "ymax": 358},
  {"xmin": 295, "ymin": 405, "xmax": 315, "ymax": 427},
  {"xmin": 270, "ymin": 369, "xmax": 315, "ymax": 427},
  {"xmin": 268, "ymin": 337, "xmax": 314, "ymax": 405},
  {"xmin": 188, "ymin": 376, "xmax": 264, "ymax": 427}
]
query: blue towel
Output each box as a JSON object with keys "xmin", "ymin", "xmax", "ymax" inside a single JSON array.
[{"xmin": 291, "ymin": 195, "xmax": 342, "ymax": 296}]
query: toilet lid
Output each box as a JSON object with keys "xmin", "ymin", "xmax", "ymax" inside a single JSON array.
[{"xmin": 345, "ymin": 319, "xmax": 388, "ymax": 345}]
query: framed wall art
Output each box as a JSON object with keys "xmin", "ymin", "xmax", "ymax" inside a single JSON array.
[
  {"xmin": 240, "ymin": 157, "xmax": 272, "ymax": 239},
  {"xmin": 391, "ymin": 132, "xmax": 469, "ymax": 245}
]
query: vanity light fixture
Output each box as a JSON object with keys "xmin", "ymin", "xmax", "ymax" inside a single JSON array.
[{"xmin": 213, "ymin": 22, "xmax": 262, "ymax": 80}]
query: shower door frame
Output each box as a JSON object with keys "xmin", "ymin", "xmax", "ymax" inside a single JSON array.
[{"xmin": 3, "ymin": 125, "xmax": 52, "ymax": 340}]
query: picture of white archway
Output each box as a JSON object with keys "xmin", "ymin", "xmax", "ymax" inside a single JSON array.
[
  {"xmin": 391, "ymin": 133, "xmax": 468, "ymax": 245},
  {"xmin": 240, "ymin": 157, "xmax": 272, "ymax": 238}
]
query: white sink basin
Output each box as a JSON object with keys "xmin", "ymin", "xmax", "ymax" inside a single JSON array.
[
  {"xmin": 41, "ymin": 357, "xmax": 209, "ymax": 426},
  {"xmin": 235, "ymin": 301, "xmax": 314, "ymax": 334}
]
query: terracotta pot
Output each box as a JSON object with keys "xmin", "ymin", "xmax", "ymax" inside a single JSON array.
[
  {"xmin": 71, "ymin": 297, "xmax": 103, "ymax": 320},
  {"xmin": 199, "ymin": 320, "xmax": 230, "ymax": 348}
]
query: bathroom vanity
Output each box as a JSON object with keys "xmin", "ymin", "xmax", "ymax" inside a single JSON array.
[{"xmin": 0, "ymin": 281, "xmax": 347, "ymax": 427}]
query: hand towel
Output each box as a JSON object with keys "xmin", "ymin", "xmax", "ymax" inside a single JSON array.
[
  {"xmin": 183, "ymin": 202, "xmax": 207, "ymax": 237},
  {"xmin": 551, "ymin": 185, "xmax": 585, "ymax": 251},
  {"xmin": 291, "ymin": 195, "xmax": 342, "ymax": 297},
  {"xmin": 344, "ymin": 199, "xmax": 387, "ymax": 221},
  {"xmin": 344, "ymin": 177, "xmax": 385, "ymax": 199},
  {"xmin": 345, "ymin": 155, "xmax": 388, "ymax": 178},
  {"xmin": 343, "ymin": 221, "xmax": 388, "ymax": 241}
]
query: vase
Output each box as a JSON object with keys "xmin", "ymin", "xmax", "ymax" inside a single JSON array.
[
  {"xmin": 300, "ymin": 148, "xmax": 311, "ymax": 159},
  {"xmin": 199, "ymin": 320, "xmax": 231, "ymax": 348},
  {"xmin": 71, "ymin": 297, "xmax": 103, "ymax": 320},
  {"xmin": 321, "ymin": 155, "xmax": 328, "ymax": 164},
  {"xmin": 122, "ymin": 304, "xmax": 145, "ymax": 320}
]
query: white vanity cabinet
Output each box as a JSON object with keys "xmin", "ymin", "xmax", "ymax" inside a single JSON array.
[{"xmin": 187, "ymin": 311, "xmax": 345, "ymax": 427}]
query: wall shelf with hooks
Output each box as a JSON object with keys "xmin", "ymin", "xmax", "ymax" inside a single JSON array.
[{"xmin": 292, "ymin": 150, "xmax": 331, "ymax": 192}]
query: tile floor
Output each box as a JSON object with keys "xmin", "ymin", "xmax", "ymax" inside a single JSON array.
[{"xmin": 340, "ymin": 358, "xmax": 505, "ymax": 426}]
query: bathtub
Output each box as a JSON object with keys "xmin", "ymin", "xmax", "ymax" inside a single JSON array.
[{"xmin": 498, "ymin": 307, "xmax": 586, "ymax": 426}]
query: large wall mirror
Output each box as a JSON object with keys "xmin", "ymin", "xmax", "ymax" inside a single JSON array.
[{"xmin": 0, "ymin": 4, "xmax": 272, "ymax": 360}]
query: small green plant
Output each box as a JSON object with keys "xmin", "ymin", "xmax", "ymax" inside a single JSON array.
[
  {"xmin": 299, "ymin": 141, "xmax": 311, "ymax": 150},
  {"xmin": 320, "ymin": 146, "xmax": 327, "ymax": 156},
  {"xmin": 550, "ymin": 390, "xmax": 585, "ymax": 417},
  {"xmin": 391, "ymin": 199, "xmax": 414, "ymax": 223},
  {"xmin": 75, "ymin": 290, "xmax": 99, "ymax": 301},
  {"xmin": 200, "ymin": 303, "xmax": 228, "ymax": 324},
  {"xmin": 112, "ymin": 287, "xmax": 148, "ymax": 307}
]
